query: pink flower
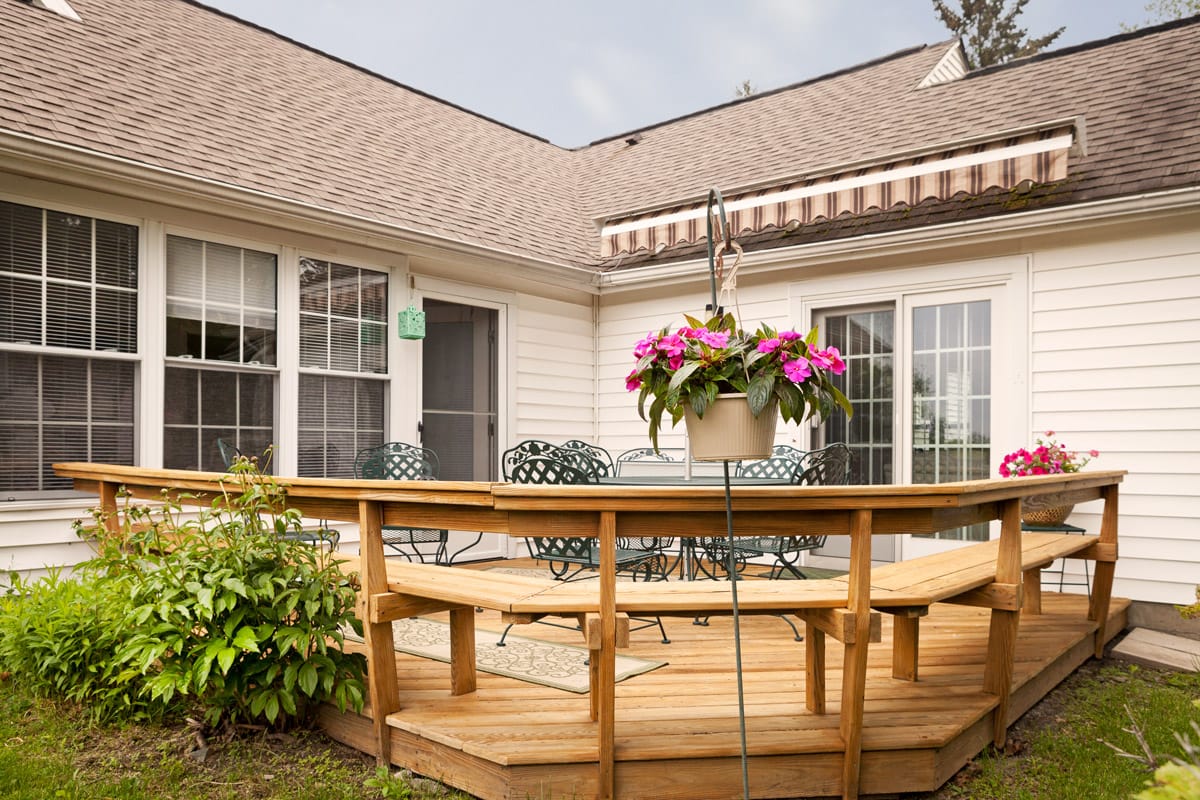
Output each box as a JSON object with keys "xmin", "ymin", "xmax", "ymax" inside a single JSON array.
[
  {"xmin": 625, "ymin": 370, "xmax": 642, "ymax": 391},
  {"xmin": 757, "ymin": 337, "xmax": 781, "ymax": 354},
  {"xmin": 657, "ymin": 334, "xmax": 687, "ymax": 357},
  {"xmin": 809, "ymin": 346, "xmax": 846, "ymax": 375},
  {"xmin": 633, "ymin": 334, "xmax": 658, "ymax": 359},
  {"xmin": 783, "ymin": 356, "xmax": 811, "ymax": 383},
  {"xmin": 668, "ymin": 354, "xmax": 684, "ymax": 370},
  {"xmin": 778, "ymin": 330, "xmax": 802, "ymax": 341},
  {"xmin": 697, "ymin": 330, "xmax": 730, "ymax": 349},
  {"xmin": 1089, "ymin": 449, "xmax": 1100, "ymax": 457}
]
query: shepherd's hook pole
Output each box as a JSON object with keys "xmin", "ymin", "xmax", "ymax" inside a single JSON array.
[{"xmin": 707, "ymin": 187, "xmax": 750, "ymax": 800}]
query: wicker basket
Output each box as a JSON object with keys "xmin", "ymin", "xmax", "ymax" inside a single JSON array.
[{"xmin": 1020, "ymin": 503, "xmax": 1074, "ymax": 527}]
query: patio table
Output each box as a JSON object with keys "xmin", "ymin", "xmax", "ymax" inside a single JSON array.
[{"xmin": 52, "ymin": 462, "xmax": 1124, "ymax": 800}]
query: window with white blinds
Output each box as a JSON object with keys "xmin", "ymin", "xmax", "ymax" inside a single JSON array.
[
  {"xmin": 0, "ymin": 200, "xmax": 138, "ymax": 497},
  {"xmin": 166, "ymin": 235, "xmax": 277, "ymax": 364},
  {"xmin": 297, "ymin": 258, "xmax": 388, "ymax": 478},
  {"xmin": 1, "ymin": 200, "xmax": 138, "ymax": 352},
  {"xmin": 164, "ymin": 235, "xmax": 278, "ymax": 471}
]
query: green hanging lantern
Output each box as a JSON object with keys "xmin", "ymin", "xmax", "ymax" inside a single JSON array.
[{"xmin": 397, "ymin": 305, "xmax": 425, "ymax": 340}]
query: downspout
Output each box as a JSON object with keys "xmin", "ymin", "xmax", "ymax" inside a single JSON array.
[{"xmin": 592, "ymin": 293, "xmax": 601, "ymax": 444}]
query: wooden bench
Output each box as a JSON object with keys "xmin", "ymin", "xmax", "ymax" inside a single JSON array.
[
  {"xmin": 844, "ymin": 531, "xmax": 1105, "ymax": 681},
  {"xmin": 339, "ymin": 554, "xmax": 914, "ymax": 718}
]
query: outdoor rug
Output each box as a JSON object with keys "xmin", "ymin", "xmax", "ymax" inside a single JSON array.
[{"xmin": 347, "ymin": 617, "xmax": 667, "ymax": 694}]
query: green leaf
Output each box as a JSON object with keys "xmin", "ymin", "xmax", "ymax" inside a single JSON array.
[
  {"xmin": 216, "ymin": 646, "xmax": 237, "ymax": 674},
  {"xmin": 298, "ymin": 662, "xmax": 319, "ymax": 696},
  {"xmin": 747, "ymin": 374, "xmax": 774, "ymax": 416},
  {"xmin": 231, "ymin": 626, "xmax": 260, "ymax": 652},
  {"xmin": 221, "ymin": 577, "xmax": 248, "ymax": 597}
]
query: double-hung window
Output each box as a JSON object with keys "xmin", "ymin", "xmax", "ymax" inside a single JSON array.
[
  {"xmin": 0, "ymin": 200, "xmax": 138, "ymax": 497},
  {"xmin": 163, "ymin": 235, "xmax": 277, "ymax": 471},
  {"xmin": 297, "ymin": 257, "xmax": 387, "ymax": 478}
]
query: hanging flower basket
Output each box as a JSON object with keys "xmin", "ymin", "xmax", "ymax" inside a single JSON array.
[{"xmin": 684, "ymin": 393, "xmax": 778, "ymax": 462}]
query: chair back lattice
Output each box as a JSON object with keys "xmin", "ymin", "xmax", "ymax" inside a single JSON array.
[
  {"xmin": 738, "ymin": 452, "xmax": 804, "ymax": 481},
  {"xmin": 502, "ymin": 441, "xmax": 602, "ymax": 481},
  {"xmin": 354, "ymin": 442, "xmax": 440, "ymax": 481},
  {"xmin": 791, "ymin": 443, "xmax": 852, "ymax": 487},
  {"xmin": 561, "ymin": 440, "xmax": 615, "ymax": 477},
  {"xmin": 507, "ymin": 455, "xmax": 597, "ymax": 486},
  {"xmin": 615, "ymin": 447, "xmax": 681, "ymax": 464}
]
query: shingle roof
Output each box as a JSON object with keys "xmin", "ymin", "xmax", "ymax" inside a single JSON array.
[
  {"xmin": 2, "ymin": 1, "xmax": 1198, "ymax": 272},
  {"xmin": 0, "ymin": 0, "xmax": 592, "ymax": 265}
]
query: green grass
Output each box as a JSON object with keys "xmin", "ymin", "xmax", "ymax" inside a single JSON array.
[
  {"xmin": 932, "ymin": 662, "xmax": 1200, "ymax": 799},
  {"xmin": 0, "ymin": 677, "xmax": 466, "ymax": 800},
  {"xmin": 0, "ymin": 660, "xmax": 1194, "ymax": 799}
]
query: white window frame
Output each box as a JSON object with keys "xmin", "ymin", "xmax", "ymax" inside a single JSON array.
[
  {"xmin": 0, "ymin": 192, "xmax": 145, "ymax": 502},
  {"xmin": 159, "ymin": 226, "xmax": 281, "ymax": 471},
  {"xmin": 794, "ymin": 255, "xmax": 1030, "ymax": 561}
]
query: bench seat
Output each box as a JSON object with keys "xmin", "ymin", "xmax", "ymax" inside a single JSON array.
[
  {"xmin": 837, "ymin": 531, "xmax": 1101, "ymax": 681},
  {"xmin": 337, "ymin": 555, "xmax": 876, "ymax": 715}
]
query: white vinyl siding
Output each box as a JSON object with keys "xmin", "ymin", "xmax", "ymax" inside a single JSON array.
[
  {"xmin": 1031, "ymin": 233, "xmax": 1200, "ymax": 605},
  {"xmin": 513, "ymin": 294, "xmax": 595, "ymax": 442}
]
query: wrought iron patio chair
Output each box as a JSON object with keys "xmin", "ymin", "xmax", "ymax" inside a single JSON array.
[
  {"xmin": 354, "ymin": 442, "xmax": 479, "ymax": 565},
  {"xmin": 561, "ymin": 439, "xmax": 616, "ymax": 477},
  {"xmin": 707, "ymin": 443, "xmax": 852, "ymax": 580},
  {"xmin": 499, "ymin": 446, "xmax": 670, "ymax": 645}
]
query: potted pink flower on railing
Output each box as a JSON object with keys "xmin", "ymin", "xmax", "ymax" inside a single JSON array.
[
  {"xmin": 625, "ymin": 312, "xmax": 852, "ymax": 459},
  {"xmin": 999, "ymin": 431, "xmax": 1099, "ymax": 524},
  {"xmin": 999, "ymin": 431, "xmax": 1098, "ymax": 478}
]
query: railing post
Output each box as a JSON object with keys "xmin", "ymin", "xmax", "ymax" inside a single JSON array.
[
  {"xmin": 1088, "ymin": 483, "xmax": 1119, "ymax": 657},
  {"xmin": 596, "ymin": 511, "xmax": 617, "ymax": 800},
  {"xmin": 983, "ymin": 497, "xmax": 1023, "ymax": 747},
  {"xmin": 359, "ymin": 499, "xmax": 400, "ymax": 765},
  {"xmin": 840, "ymin": 509, "xmax": 872, "ymax": 800}
]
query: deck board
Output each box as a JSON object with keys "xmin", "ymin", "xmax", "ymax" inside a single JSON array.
[{"xmin": 320, "ymin": 574, "xmax": 1128, "ymax": 798}]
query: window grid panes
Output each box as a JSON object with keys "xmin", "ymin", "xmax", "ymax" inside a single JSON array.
[
  {"xmin": 163, "ymin": 367, "xmax": 275, "ymax": 473},
  {"xmin": 1, "ymin": 200, "xmax": 138, "ymax": 352},
  {"xmin": 824, "ymin": 309, "xmax": 894, "ymax": 485},
  {"xmin": 297, "ymin": 258, "xmax": 388, "ymax": 478},
  {"xmin": 912, "ymin": 300, "xmax": 991, "ymax": 541},
  {"xmin": 298, "ymin": 257, "xmax": 387, "ymax": 373},
  {"xmin": 165, "ymin": 235, "xmax": 277, "ymax": 365},
  {"xmin": 297, "ymin": 375, "xmax": 385, "ymax": 478},
  {"xmin": 0, "ymin": 201, "xmax": 139, "ymax": 497}
]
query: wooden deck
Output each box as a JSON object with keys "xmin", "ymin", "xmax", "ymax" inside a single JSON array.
[
  {"xmin": 54, "ymin": 463, "xmax": 1125, "ymax": 799},
  {"xmin": 319, "ymin": 567, "xmax": 1128, "ymax": 800}
]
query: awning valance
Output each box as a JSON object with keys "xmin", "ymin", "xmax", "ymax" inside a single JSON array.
[{"xmin": 600, "ymin": 123, "xmax": 1078, "ymax": 258}]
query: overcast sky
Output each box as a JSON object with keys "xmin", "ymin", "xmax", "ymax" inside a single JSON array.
[{"xmin": 202, "ymin": 0, "xmax": 1157, "ymax": 148}]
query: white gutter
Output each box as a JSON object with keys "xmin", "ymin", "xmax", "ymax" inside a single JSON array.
[
  {"xmin": 0, "ymin": 129, "xmax": 601, "ymax": 292},
  {"xmin": 597, "ymin": 186, "xmax": 1200, "ymax": 290}
]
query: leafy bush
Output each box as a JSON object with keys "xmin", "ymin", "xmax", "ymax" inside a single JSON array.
[
  {"xmin": 0, "ymin": 566, "xmax": 165, "ymax": 722},
  {"xmin": 77, "ymin": 458, "xmax": 365, "ymax": 732}
]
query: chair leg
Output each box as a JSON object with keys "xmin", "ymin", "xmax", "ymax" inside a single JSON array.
[{"xmin": 776, "ymin": 613, "xmax": 804, "ymax": 642}]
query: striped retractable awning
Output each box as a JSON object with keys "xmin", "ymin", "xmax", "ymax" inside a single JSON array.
[{"xmin": 600, "ymin": 123, "xmax": 1078, "ymax": 258}]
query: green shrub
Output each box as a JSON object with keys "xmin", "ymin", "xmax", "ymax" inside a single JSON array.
[
  {"xmin": 79, "ymin": 458, "xmax": 365, "ymax": 732},
  {"xmin": 0, "ymin": 567, "xmax": 165, "ymax": 722}
]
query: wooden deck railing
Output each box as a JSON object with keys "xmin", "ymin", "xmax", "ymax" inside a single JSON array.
[{"xmin": 54, "ymin": 463, "xmax": 1123, "ymax": 800}]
